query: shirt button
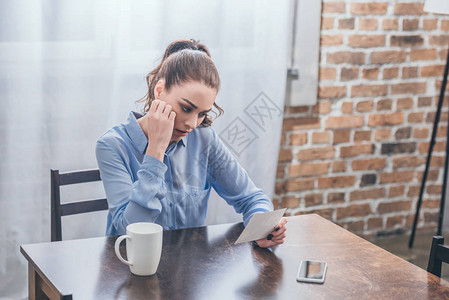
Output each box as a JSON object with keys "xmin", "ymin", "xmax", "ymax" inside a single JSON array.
[{"xmin": 169, "ymin": 202, "xmax": 174, "ymax": 208}]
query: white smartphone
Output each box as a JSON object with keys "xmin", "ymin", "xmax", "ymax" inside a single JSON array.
[{"xmin": 296, "ymin": 260, "xmax": 327, "ymax": 284}]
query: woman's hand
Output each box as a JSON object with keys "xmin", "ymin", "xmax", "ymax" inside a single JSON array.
[
  {"xmin": 254, "ymin": 217, "xmax": 288, "ymax": 248},
  {"xmin": 145, "ymin": 100, "xmax": 176, "ymax": 161}
]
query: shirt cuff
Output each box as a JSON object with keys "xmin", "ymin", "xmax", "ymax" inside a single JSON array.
[
  {"xmin": 243, "ymin": 207, "xmax": 273, "ymax": 226},
  {"xmin": 141, "ymin": 154, "xmax": 167, "ymax": 176},
  {"xmin": 123, "ymin": 200, "xmax": 159, "ymax": 225}
]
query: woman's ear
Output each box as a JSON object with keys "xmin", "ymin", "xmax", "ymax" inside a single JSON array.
[{"xmin": 154, "ymin": 79, "xmax": 165, "ymax": 99}]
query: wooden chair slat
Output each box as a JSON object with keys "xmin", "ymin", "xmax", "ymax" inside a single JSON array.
[
  {"xmin": 60, "ymin": 199, "xmax": 108, "ymax": 216},
  {"xmin": 51, "ymin": 169, "xmax": 108, "ymax": 242},
  {"xmin": 59, "ymin": 169, "xmax": 101, "ymax": 186}
]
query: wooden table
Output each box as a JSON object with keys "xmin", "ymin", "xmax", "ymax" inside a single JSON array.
[{"xmin": 20, "ymin": 214, "xmax": 449, "ymax": 299}]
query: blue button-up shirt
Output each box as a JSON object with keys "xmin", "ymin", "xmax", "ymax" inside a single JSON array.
[{"xmin": 96, "ymin": 112, "xmax": 273, "ymax": 235}]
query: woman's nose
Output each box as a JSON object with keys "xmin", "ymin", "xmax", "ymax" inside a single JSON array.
[{"xmin": 185, "ymin": 115, "xmax": 198, "ymax": 130}]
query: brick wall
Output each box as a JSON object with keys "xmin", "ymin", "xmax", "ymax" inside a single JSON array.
[{"xmin": 275, "ymin": 0, "xmax": 449, "ymax": 238}]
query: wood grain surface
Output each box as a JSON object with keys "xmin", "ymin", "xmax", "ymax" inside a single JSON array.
[{"xmin": 21, "ymin": 214, "xmax": 449, "ymax": 299}]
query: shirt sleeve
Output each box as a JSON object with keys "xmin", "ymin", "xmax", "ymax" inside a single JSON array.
[
  {"xmin": 96, "ymin": 139, "xmax": 167, "ymax": 235},
  {"xmin": 208, "ymin": 130, "xmax": 273, "ymax": 226}
]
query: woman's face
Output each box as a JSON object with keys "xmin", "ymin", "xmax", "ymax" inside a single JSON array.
[{"xmin": 155, "ymin": 80, "xmax": 217, "ymax": 142}]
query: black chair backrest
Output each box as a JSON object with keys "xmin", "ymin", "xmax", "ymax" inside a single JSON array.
[
  {"xmin": 427, "ymin": 235, "xmax": 449, "ymax": 277},
  {"xmin": 51, "ymin": 169, "xmax": 108, "ymax": 242}
]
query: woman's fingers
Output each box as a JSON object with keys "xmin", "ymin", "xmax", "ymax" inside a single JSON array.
[
  {"xmin": 272, "ymin": 226, "xmax": 286, "ymax": 239},
  {"xmin": 254, "ymin": 225, "xmax": 288, "ymax": 248},
  {"xmin": 271, "ymin": 218, "xmax": 288, "ymax": 238},
  {"xmin": 151, "ymin": 100, "xmax": 174, "ymax": 120},
  {"xmin": 155, "ymin": 100, "xmax": 167, "ymax": 114},
  {"xmin": 255, "ymin": 217, "xmax": 288, "ymax": 248},
  {"xmin": 144, "ymin": 99, "xmax": 176, "ymax": 161},
  {"xmin": 278, "ymin": 217, "xmax": 288, "ymax": 227},
  {"xmin": 149, "ymin": 99, "xmax": 160, "ymax": 113},
  {"xmin": 169, "ymin": 111, "xmax": 176, "ymax": 121},
  {"xmin": 162, "ymin": 104, "xmax": 172, "ymax": 116},
  {"xmin": 271, "ymin": 239, "xmax": 284, "ymax": 245},
  {"xmin": 255, "ymin": 238, "xmax": 284, "ymax": 248},
  {"xmin": 271, "ymin": 233, "xmax": 286, "ymax": 242}
]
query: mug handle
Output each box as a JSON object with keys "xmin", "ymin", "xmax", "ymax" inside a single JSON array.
[{"xmin": 114, "ymin": 235, "xmax": 132, "ymax": 266}]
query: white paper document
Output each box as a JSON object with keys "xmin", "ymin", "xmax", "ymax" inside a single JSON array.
[{"xmin": 234, "ymin": 208, "xmax": 287, "ymax": 244}]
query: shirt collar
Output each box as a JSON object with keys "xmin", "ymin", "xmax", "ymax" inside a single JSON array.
[
  {"xmin": 180, "ymin": 135, "xmax": 187, "ymax": 147},
  {"xmin": 125, "ymin": 111, "xmax": 187, "ymax": 155},
  {"xmin": 124, "ymin": 111, "xmax": 147, "ymax": 154}
]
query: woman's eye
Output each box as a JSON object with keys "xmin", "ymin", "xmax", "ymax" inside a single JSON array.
[{"xmin": 181, "ymin": 106, "xmax": 191, "ymax": 113}]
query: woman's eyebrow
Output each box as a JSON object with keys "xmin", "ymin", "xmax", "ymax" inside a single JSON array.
[
  {"xmin": 181, "ymin": 98, "xmax": 212, "ymax": 112},
  {"xmin": 181, "ymin": 98, "xmax": 198, "ymax": 109}
]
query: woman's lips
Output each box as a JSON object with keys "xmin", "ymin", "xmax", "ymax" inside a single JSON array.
[{"xmin": 175, "ymin": 129, "xmax": 189, "ymax": 136}]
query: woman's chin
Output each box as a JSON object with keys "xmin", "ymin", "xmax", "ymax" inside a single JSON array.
[{"xmin": 171, "ymin": 134, "xmax": 183, "ymax": 142}]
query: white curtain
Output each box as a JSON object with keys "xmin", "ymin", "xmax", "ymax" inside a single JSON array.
[{"xmin": 0, "ymin": 1, "xmax": 289, "ymax": 298}]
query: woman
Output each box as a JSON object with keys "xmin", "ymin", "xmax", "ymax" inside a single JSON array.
[{"xmin": 96, "ymin": 39, "xmax": 286, "ymax": 248}]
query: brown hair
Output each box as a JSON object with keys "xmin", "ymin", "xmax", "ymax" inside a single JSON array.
[{"xmin": 139, "ymin": 39, "xmax": 223, "ymax": 126}]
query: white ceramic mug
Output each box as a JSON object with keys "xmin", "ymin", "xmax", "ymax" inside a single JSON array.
[{"xmin": 114, "ymin": 222, "xmax": 163, "ymax": 276}]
